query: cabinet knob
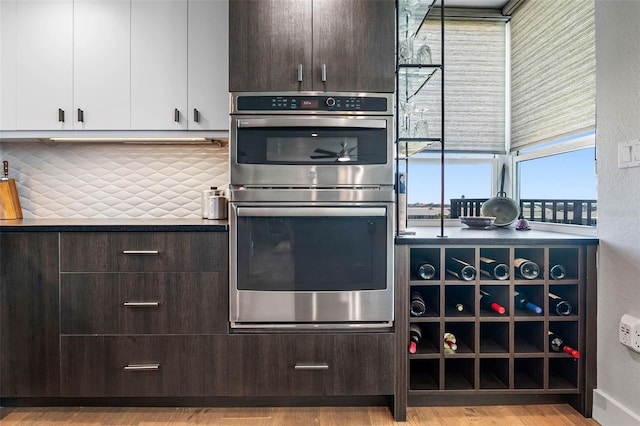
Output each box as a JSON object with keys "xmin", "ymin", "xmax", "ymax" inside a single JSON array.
[
  {"xmin": 298, "ymin": 64, "xmax": 303, "ymax": 82},
  {"xmin": 124, "ymin": 363, "xmax": 160, "ymax": 372},
  {"xmin": 174, "ymin": 108, "xmax": 180, "ymax": 123},
  {"xmin": 322, "ymin": 64, "xmax": 327, "ymax": 83},
  {"xmin": 193, "ymin": 108, "xmax": 200, "ymax": 123},
  {"xmin": 77, "ymin": 108, "xmax": 84, "ymax": 123},
  {"xmin": 58, "ymin": 108, "xmax": 65, "ymax": 123}
]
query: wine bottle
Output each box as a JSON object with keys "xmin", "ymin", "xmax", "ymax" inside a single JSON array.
[
  {"xmin": 412, "ymin": 259, "xmax": 436, "ymax": 280},
  {"xmin": 479, "ymin": 256, "xmax": 510, "ymax": 280},
  {"xmin": 410, "ymin": 290, "xmax": 427, "ymax": 316},
  {"xmin": 514, "ymin": 290, "xmax": 542, "ymax": 314},
  {"xmin": 548, "ymin": 330, "xmax": 580, "ymax": 359},
  {"xmin": 446, "ymin": 257, "xmax": 476, "ymax": 281},
  {"xmin": 450, "ymin": 302, "xmax": 465, "ymax": 313},
  {"xmin": 549, "ymin": 292, "xmax": 573, "ymax": 316},
  {"xmin": 479, "ymin": 289, "xmax": 506, "ymax": 314},
  {"xmin": 409, "ymin": 324, "xmax": 422, "ymax": 354},
  {"xmin": 514, "ymin": 257, "xmax": 540, "ymax": 279},
  {"xmin": 443, "ymin": 332, "xmax": 457, "ymax": 351},
  {"xmin": 549, "ymin": 264, "xmax": 567, "ymax": 280}
]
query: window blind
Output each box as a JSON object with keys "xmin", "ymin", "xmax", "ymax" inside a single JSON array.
[
  {"xmin": 509, "ymin": 0, "xmax": 595, "ymax": 152},
  {"xmin": 406, "ymin": 11, "xmax": 507, "ymax": 154}
]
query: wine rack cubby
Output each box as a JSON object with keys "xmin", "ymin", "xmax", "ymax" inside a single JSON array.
[{"xmin": 400, "ymin": 241, "xmax": 596, "ymax": 416}]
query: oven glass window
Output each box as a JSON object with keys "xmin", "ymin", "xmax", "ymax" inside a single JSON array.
[
  {"xmin": 236, "ymin": 214, "xmax": 388, "ymax": 291},
  {"xmin": 237, "ymin": 127, "xmax": 387, "ymax": 165}
]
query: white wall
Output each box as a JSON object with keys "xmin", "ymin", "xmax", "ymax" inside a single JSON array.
[
  {"xmin": 0, "ymin": 142, "xmax": 229, "ymax": 218},
  {"xmin": 594, "ymin": 1, "xmax": 640, "ymax": 424}
]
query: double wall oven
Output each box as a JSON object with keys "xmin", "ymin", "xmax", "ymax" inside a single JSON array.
[{"xmin": 229, "ymin": 92, "xmax": 394, "ymax": 329}]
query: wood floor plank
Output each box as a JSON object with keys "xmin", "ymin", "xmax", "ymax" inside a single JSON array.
[{"xmin": 0, "ymin": 404, "xmax": 599, "ymax": 425}]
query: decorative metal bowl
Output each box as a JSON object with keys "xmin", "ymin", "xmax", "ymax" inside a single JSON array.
[{"xmin": 460, "ymin": 216, "xmax": 495, "ymax": 229}]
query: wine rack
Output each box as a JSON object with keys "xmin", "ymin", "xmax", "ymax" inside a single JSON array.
[{"xmin": 398, "ymin": 242, "xmax": 596, "ymax": 415}]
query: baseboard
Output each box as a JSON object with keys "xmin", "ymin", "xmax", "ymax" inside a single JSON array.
[{"xmin": 593, "ymin": 389, "xmax": 640, "ymax": 426}]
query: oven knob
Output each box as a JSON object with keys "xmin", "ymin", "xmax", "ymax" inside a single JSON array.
[{"xmin": 325, "ymin": 97, "xmax": 336, "ymax": 107}]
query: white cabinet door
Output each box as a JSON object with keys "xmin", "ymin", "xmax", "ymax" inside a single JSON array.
[
  {"xmin": 74, "ymin": 0, "xmax": 130, "ymax": 130},
  {"xmin": 0, "ymin": 0, "xmax": 17, "ymax": 131},
  {"xmin": 131, "ymin": 0, "xmax": 188, "ymax": 130},
  {"xmin": 187, "ymin": 0, "xmax": 228, "ymax": 131},
  {"xmin": 16, "ymin": 0, "xmax": 73, "ymax": 130}
]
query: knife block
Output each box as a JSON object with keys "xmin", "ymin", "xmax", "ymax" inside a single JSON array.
[{"xmin": 0, "ymin": 178, "xmax": 23, "ymax": 219}]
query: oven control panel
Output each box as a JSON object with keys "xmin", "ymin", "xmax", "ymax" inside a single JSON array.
[{"xmin": 233, "ymin": 94, "xmax": 391, "ymax": 114}]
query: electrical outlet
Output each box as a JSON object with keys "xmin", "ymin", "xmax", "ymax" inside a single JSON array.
[{"xmin": 620, "ymin": 314, "xmax": 640, "ymax": 352}]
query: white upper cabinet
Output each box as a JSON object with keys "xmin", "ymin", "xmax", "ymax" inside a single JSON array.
[
  {"xmin": 0, "ymin": 0, "xmax": 228, "ymax": 135},
  {"xmin": 74, "ymin": 0, "xmax": 130, "ymax": 130},
  {"xmin": 131, "ymin": 0, "xmax": 188, "ymax": 130},
  {"xmin": 188, "ymin": 0, "xmax": 229, "ymax": 131},
  {"xmin": 15, "ymin": 0, "xmax": 73, "ymax": 130}
]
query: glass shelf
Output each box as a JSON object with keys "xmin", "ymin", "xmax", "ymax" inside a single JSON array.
[
  {"xmin": 397, "ymin": 138, "xmax": 441, "ymax": 158},
  {"xmin": 398, "ymin": 66, "xmax": 440, "ymax": 102}
]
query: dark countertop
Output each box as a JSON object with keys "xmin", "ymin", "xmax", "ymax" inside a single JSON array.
[
  {"xmin": 0, "ymin": 218, "xmax": 228, "ymax": 232},
  {"xmin": 395, "ymin": 226, "xmax": 598, "ymax": 245}
]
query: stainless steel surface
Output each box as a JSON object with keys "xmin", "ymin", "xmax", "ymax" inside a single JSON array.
[
  {"xmin": 207, "ymin": 194, "xmax": 228, "ymax": 220},
  {"xmin": 294, "ymin": 363, "xmax": 329, "ymax": 370},
  {"xmin": 122, "ymin": 250, "xmax": 159, "ymax": 255},
  {"xmin": 236, "ymin": 116, "xmax": 387, "ymax": 129},
  {"xmin": 229, "ymin": 321, "xmax": 393, "ymax": 330},
  {"xmin": 237, "ymin": 206, "xmax": 386, "ymax": 217},
  {"xmin": 123, "ymin": 302, "xmax": 160, "ymax": 307},
  {"xmin": 230, "ymin": 187, "xmax": 394, "ymax": 203},
  {"xmin": 481, "ymin": 165, "xmax": 519, "ymax": 226},
  {"xmin": 229, "ymin": 201, "xmax": 394, "ymax": 327},
  {"xmin": 123, "ymin": 364, "xmax": 160, "ymax": 371},
  {"xmin": 230, "ymin": 92, "xmax": 393, "ymax": 115}
]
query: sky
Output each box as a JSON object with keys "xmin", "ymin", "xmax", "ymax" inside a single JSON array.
[{"xmin": 406, "ymin": 148, "xmax": 597, "ymax": 205}]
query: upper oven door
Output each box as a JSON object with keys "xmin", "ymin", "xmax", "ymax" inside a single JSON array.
[{"xmin": 230, "ymin": 115, "xmax": 393, "ymax": 187}]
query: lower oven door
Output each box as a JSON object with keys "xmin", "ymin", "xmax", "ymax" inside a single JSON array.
[{"xmin": 230, "ymin": 203, "xmax": 394, "ymax": 328}]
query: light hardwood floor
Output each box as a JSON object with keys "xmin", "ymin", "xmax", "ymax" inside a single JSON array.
[{"xmin": 0, "ymin": 404, "xmax": 600, "ymax": 425}]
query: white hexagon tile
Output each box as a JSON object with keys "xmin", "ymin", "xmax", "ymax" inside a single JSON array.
[{"xmin": 0, "ymin": 142, "xmax": 229, "ymax": 218}]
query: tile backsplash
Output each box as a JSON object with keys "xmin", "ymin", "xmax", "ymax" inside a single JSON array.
[{"xmin": 0, "ymin": 142, "xmax": 229, "ymax": 219}]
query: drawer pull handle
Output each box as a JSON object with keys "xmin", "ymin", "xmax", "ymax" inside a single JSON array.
[
  {"xmin": 294, "ymin": 363, "xmax": 329, "ymax": 371},
  {"xmin": 124, "ymin": 363, "xmax": 160, "ymax": 371},
  {"xmin": 123, "ymin": 302, "xmax": 160, "ymax": 308},
  {"xmin": 122, "ymin": 250, "xmax": 159, "ymax": 255}
]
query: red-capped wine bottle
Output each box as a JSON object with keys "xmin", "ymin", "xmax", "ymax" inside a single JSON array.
[
  {"xmin": 412, "ymin": 259, "xmax": 436, "ymax": 280},
  {"xmin": 409, "ymin": 324, "xmax": 422, "ymax": 354},
  {"xmin": 443, "ymin": 332, "xmax": 457, "ymax": 351},
  {"xmin": 514, "ymin": 257, "xmax": 540, "ymax": 279},
  {"xmin": 446, "ymin": 257, "xmax": 476, "ymax": 281},
  {"xmin": 479, "ymin": 289, "xmax": 506, "ymax": 314},
  {"xmin": 410, "ymin": 290, "xmax": 427, "ymax": 316},
  {"xmin": 549, "ymin": 292, "xmax": 573, "ymax": 316},
  {"xmin": 548, "ymin": 330, "xmax": 580, "ymax": 359},
  {"xmin": 479, "ymin": 256, "xmax": 510, "ymax": 280},
  {"xmin": 549, "ymin": 264, "xmax": 567, "ymax": 280},
  {"xmin": 514, "ymin": 290, "xmax": 542, "ymax": 314}
]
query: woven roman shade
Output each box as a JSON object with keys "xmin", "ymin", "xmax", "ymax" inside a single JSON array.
[
  {"xmin": 410, "ymin": 10, "xmax": 507, "ymax": 154},
  {"xmin": 509, "ymin": 0, "xmax": 595, "ymax": 152}
]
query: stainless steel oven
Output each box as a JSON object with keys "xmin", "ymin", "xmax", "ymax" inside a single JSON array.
[{"xmin": 229, "ymin": 92, "xmax": 394, "ymax": 329}]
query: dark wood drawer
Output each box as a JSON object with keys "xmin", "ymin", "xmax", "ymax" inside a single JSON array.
[
  {"xmin": 227, "ymin": 333, "xmax": 394, "ymax": 397},
  {"xmin": 60, "ymin": 335, "xmax": 228, "ymax": 397},
  {"xmin": 60, "ymin": 272, "xmax": 228, "ymax": 335},
  {"xmin": 60, "ymin": 232, "xmax": 228, "ymax": 272}
]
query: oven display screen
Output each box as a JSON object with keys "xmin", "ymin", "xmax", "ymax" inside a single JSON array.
[{"xmin": 301, "ymin": 99, "xmax": 319, "ymax": 109}]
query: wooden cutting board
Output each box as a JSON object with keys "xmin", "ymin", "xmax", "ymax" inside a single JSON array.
[{"xmin": 0, "ymin": 160, "xmax": 23, "ymax": 220}]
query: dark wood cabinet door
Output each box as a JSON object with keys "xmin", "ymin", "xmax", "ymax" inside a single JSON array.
[
  {"xmin": 60, "ymin": 232, "xmax": 228, "ymax": 272},
  {"xmin": 0, "ymin": 233, "xmax": 60, "ymax": 397},
  {"xmin": 60, "ymin": 335, "xmax": 228, "ymax": 397},
  {"xmin": 312, "ymin": 0, "xmax": 395, "ymax": 93},
  {"xmin": 60, "ymin": 272, "xmax": 228, "ymax": 335},
  {"xmin": 227, "ymin": 333, "xmax": 394, "ymax": 396},
  {"xmin": 229, "ymin": 0, "xmax": 313, "ymax": 92}
]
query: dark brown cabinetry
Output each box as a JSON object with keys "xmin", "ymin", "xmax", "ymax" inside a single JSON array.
[
  {"xmin": 0, "ymin": 233, "xmax": 60, "ymax": 397},
  {"xmin": 228, "ymin": 333, "xmax": 394, "ymax": 397},
  {"xmin": 396, "ymin": 241, "xmax": 597, "ymax": 417},
  {"xmin": 229, "ymin": 0, "xmax": 395, "ymax": 92},
  {"xmin": 59, "ymin": 231, "xmax": 230, "ymax": 397}
]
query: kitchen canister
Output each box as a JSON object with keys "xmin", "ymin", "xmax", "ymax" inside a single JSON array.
[{"xmin": 201, "ymin": 187, "xmax": 228, "ymax": 219}]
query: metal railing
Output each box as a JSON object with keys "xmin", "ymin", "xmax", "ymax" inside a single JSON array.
[{"xmin": 449, "ymin": 198, "xmax": 597, "ymax": 226}]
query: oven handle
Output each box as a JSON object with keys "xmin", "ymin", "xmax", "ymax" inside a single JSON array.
[
  {"xmin": 236, "ymin": 207, "xmax": 387, "ymax": 217},
  {"xmin": 236, "ymin": 117, "xmax": 387, "ymax": 129}
]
